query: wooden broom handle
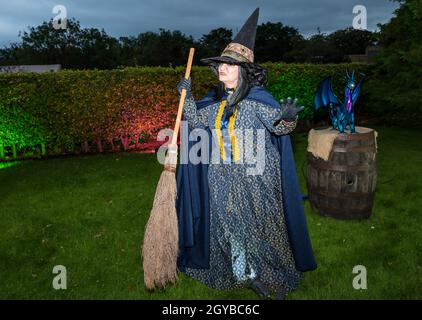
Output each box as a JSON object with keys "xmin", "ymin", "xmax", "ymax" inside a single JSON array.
[{"xmin": 171, "ymin": 47, "xmax": 195, "ymax": 146}]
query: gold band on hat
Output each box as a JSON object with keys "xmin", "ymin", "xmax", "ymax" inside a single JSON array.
[{"xmin": 221, "ymin": 42, "xmax": 254, "ymax": 63}]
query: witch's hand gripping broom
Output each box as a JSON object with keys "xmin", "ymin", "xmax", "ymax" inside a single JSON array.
[{"xmin": 141, "ymin": 48, "xmax": 195, "ymax": 290}]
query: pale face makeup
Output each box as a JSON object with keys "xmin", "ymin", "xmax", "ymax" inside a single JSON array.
[{"xmin": 218, "ymin": 63, "xmax": 239, "ymax": 89}]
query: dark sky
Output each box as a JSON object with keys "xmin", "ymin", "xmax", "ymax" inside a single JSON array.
[{"xmin": 0, "ymin": 0, "xmax": 399, "ymax": 47}]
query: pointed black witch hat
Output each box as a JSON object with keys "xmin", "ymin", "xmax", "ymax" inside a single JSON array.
[{"xmin": 201, "ymin": 8, "xmax": 259, "ymax": 65}]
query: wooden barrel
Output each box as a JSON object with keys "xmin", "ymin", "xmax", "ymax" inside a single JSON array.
[{"xmin": 306, "ymin": 127, "xmax": 377, "ymax": 219}]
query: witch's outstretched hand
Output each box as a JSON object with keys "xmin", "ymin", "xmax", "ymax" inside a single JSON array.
[{"xmin": 280, "ymin": 97, "xmax": 305, "ymax": 120}]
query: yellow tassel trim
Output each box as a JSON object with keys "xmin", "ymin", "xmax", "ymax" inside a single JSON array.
[{"xmin": 215, "ymin": 100, "xmax": 227, "ymax": 161}]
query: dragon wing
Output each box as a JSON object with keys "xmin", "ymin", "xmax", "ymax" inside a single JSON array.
[
  {"xmin": 314, "ymin": 76, "xmax": 342, "ymax": 110},
  {"xmin": 351, "ymin": 78, "xmax": 363, "ymax": 105}
]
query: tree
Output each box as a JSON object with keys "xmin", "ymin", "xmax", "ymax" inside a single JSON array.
[
  {"xmin": 254, "ymin": 22, "xmax": 304, "ymax": 63},
  {"xmin": 0, "ymin": 18, "xmax": 121, "ymax": 69},
  {"xmin": 1, "ymin": 18, "xmax": 85, "ymax": 68},
  {"xmin": 79, "ymin": 27, "xmax": 120, "ymax": 69},
  {"xmin": 328, "ymin": 27, "xmax": 376, "ymax": 55},
  {"xmin": 365, "ymin": 0, "xmax": 422, "ymax": 127},
  {"xmin": 302, "ymin": 32, "xmax": 345, "ymax": 63},
  {"xmin": 198, "ymin": 28, "xmax": 233, "ymax": 62},
  {"xmin": 118, "ymin": 36, "xmax": 141, "ymax": 66},
  {"xmin": 136, "ymin": 29, "xmax": 195, "ymax": 67}
]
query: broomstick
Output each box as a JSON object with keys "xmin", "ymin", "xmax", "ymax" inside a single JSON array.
[{"xmin": 142, "ymin": 48, "xmax": 195, "ymax": 290}]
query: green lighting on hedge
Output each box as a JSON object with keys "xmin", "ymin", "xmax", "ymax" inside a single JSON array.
[{"xmin": 0, "ymin": 161, "xmax": 20, "ymax": 170}]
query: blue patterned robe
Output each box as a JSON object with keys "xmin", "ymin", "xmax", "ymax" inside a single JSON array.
[{"xmin": 176, "ymin": 86, "xmax": 316, "ymax": 295}]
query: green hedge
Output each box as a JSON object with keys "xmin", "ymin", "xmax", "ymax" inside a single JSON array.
[{"xmin": 0, "ymin": 63, "xmax": 367, "ymax": 160}]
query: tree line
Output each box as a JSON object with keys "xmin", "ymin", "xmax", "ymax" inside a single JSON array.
[{"xmin": 0, "ymin": 18, "xmax": 377, "ymax": 69}]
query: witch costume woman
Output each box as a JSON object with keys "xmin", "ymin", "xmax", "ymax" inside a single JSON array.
[{"xmin": 175, "ymin": 8, "xmax": 317, "ymax": 299}]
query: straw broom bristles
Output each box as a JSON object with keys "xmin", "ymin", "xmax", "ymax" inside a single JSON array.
[
  {"xmin": 141, "ymin": 48, "xmax": 195, "ymax": 290},
  {"xmin": 142, "ymin": 146, "xmax": 179, "ymax": 289}
]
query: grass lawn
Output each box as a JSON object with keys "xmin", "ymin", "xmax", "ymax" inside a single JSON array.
[{"xmin": 0, "ymin": 124, "xmax": 421, "ymax": 299}]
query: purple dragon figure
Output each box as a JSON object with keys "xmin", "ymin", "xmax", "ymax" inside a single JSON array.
[{"xmin": 314, "ymin": 70, "xmax": 365, "ymax": 133}]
